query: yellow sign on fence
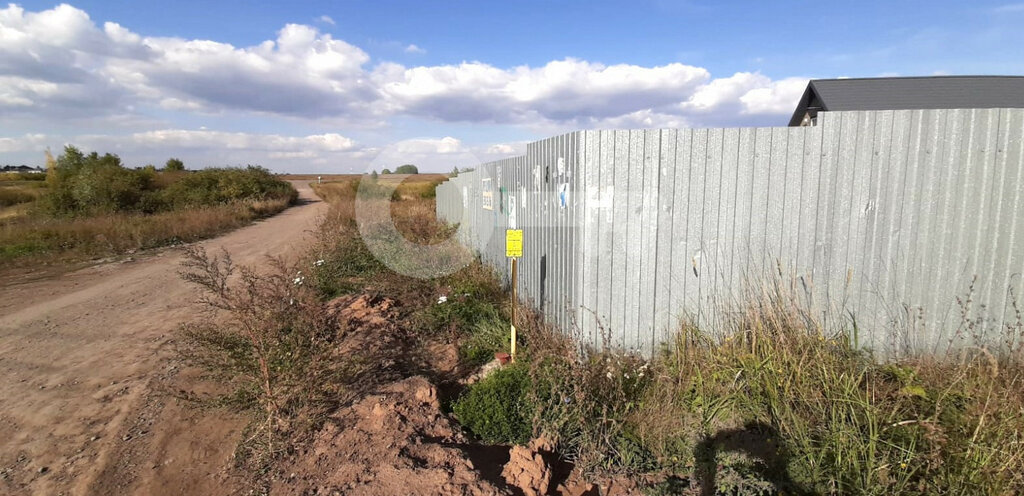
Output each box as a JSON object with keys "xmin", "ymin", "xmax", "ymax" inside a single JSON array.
[{"xmin": 505, "ymin": 229, "xmax": 523, "ymax": 258}]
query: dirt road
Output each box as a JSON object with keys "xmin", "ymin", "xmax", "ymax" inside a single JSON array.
[{"xmin": 0, "ymin": 182, "xmax": 327, "ymax": 495}]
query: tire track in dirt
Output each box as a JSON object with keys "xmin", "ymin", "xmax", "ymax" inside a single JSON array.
[{"xmin": 0, "ymin": 182, "xmax": 326, "ymax": 495}]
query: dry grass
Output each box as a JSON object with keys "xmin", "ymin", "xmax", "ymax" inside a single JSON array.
[
  {"xmin": 1, "ymin": 158, "xmax": 296, "ymax": 268},
  {"xmin": 0, "ymin": 198, "xmax": 291, "ymax": 267},
  {"xmin": 0, "ymin": 180, "xmax": 46, "ymax": 207},
  {"xmin": 178, "ymin": 170, "xmax": 492, "ymax": 483},
  {"xmin": 502, "ymin": 280, "xmax": 1024, "ymax": 495}
]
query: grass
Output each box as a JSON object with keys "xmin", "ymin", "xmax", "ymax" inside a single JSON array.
[
  {"xmin": 0, "ymin": 147, "xmax": 297, "ymax": 268},
  {"xmin": 0, "ymin": 198, "xmax": 292, "ymax": 265},
  {"xmin": 178, "ymin": 172, "xmax": 508, "ymax": 483},
  {"xmin": 453, "ymin": 280, "xmax": 1024, "ymax": 494},
  {"xmin": 0, "ymin": 184, "xmax": 43, "ymax": 207}
]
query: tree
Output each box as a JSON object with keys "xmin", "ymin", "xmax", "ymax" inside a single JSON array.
[
  {"xmin": 165, "ymin": 158, "xmax": 185, "ymax": 171},
  {"xmin": 395, "ymin": 164, "xmax": 418, "ymax": 174},
  {"xmin": 381, "ymin": 168, "xmax": 392, "ymax": 174},
  {"xmin": 370, "ymin": 170, "xmax": 378, "ymax": 181},
  {"xmin": 450, "ymin": 167, "xmax": 459, "ymax": 177}
]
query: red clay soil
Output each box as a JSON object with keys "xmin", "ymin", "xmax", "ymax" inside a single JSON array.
[{"xmin": 272, "ymin": 376, "xmax": 508, "ymax": 495}]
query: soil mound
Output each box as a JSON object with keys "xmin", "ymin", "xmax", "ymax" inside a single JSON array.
[{"xmin": 273, "ymin": 376, "xmax": 508, "ymax": 495}]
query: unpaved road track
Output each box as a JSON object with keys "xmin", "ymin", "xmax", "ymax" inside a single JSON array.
[{"xmin": 0, "ymin": 182, "xmax": 326, "ymax": 495}]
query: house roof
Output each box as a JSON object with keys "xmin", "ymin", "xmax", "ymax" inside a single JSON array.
[{"xmin": 788, "ymin": 76, "xmax": 1024, "ymax": 126}]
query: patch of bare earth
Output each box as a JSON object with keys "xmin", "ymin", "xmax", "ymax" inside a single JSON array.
[
  {"xmin": 269, "ymin": 293, "xmax": 625, "ymax": 496},
  {"xmin": 273, "ymin": 376, "xmax": 506, "ymax": 496}
]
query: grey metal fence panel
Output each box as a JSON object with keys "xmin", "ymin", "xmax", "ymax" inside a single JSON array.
[
  {"xmin": 994, "ymin": 110, "xmax": 1024, "ymax": 329},
  {"xmin": 596, "ymin": 130, "xmax": 616, "ymax": 345},
  {"xmin": 434, "ymin": 108, "xmax": 1024, "ymax": 356},
  {"xmin": 654, "ymin": 129, "xmax": 678, "ymax": 343},
  {"xmin": 669, "ymin": 129, "xmax": 694, "ymax": 328}
]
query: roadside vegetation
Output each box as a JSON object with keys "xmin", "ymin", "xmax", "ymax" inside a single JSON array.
[
  {"xmin": 178, "ymin": 173, "xmax": 493, "ymax": 478},
  {"xmin": 0, "ymin": 146, "xmax": 297, "ymax": 267},
  {"xmin": 180, "ymin": 172, "xmax": 1024, "ymax": 494}
]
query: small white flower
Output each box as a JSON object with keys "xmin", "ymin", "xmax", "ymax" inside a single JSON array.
[
  {"xmin": 437, "ymin": 295, "xmax": 448, "ymax": 304},
  {"xmin": 606, "ymin": 371, "xmax": 613, "ymax": 380},
  {"xmin": 293, "ymin": 276, "xmax": 305, "ymax": 285},
  {"xmin": 624, "ymin": 373, "xmax": 630, "ymax": 379},
  {"xmin": 314, "ymin": 259, "xmax": 325, "ymax": 266}
]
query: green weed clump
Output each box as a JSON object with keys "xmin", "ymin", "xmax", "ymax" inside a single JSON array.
[
  {"xmin": 452, "ymin": 362, "xmax": 533, "ymax": 445},
  {"xmin": 456, "ymin": 308, "xmax": 509, "ymax": 367}
]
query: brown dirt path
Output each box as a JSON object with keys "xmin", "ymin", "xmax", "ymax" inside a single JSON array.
[{"xmin": 0, "ymin": 182, "xmax": 326, "ymax": 495}]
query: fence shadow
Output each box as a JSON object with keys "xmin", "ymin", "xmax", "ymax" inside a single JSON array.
[{"xmin": 695, "ymin": 421, "xmax": 812, "ymax": 496}]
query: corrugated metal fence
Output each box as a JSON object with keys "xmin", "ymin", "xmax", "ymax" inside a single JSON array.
[{"xmin": 436, "ymin": 109, "xmax": 1024, "ymax": 355}]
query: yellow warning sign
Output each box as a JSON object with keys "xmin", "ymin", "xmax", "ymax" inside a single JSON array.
[{"xmin": 505, "ymin": 229, "xmax": 523, "ymax": 258}]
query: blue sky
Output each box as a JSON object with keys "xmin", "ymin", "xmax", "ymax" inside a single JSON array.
[{"xmin": 2, "ymin": 1, "xmax": 1023, "ymax": 172}]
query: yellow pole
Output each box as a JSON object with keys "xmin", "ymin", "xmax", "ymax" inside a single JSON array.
[{"xmin": 510, "ymin": 257, "xmax": 518, "ymax": 361}]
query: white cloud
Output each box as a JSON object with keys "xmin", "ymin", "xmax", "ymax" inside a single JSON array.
[
  {"xmin": 738, "ymin": 77, "xmax": 808, "ymax": 115},
  {"xmin": 378, "ymin": 59, "xmax": 711, "ymax": 124},
  {"xmin": 394, "ymin": 137, "xmax": 464, "ymax": 154},
  {"xmin": 0, "ymin": 133, "xmax": 47, "ymax": 153},
  {"xmin": 121, "ymin": 129, "xmax": 358, "ymax": 152},
  {"xmin": 0, "ymin": 3, "xmax": 808, "ymax": 128},
  {"xmin": 993, "ymin": 3, "xmax": 1024, "ymax": 13},
  {"xmin": 0, "ymin": 3, "xmax": 816, "ymax": 171},
  {"xmin": 317, "ymin": 15, "xmax": 336, "ymax": 25},
  {"xmin": 485, "ymin": 143, "xmax": 517, "ymax": 154}
]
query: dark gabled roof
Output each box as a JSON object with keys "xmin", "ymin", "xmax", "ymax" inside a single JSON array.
[{"xmin": 789, "ymin": 76, "xmax": 1024, "ymax": 126}]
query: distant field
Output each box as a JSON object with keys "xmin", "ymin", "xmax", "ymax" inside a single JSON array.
[
  {"xmin": 310, "ymin": 174, "xmax": 449, "ymax": 205},
  {"xmin": 279, "ymin": 174, "xmax": 357, "ymax": 181},
  {"xmin": 283, "ymin": 173, "xmax": 449, "ymax": 183}
]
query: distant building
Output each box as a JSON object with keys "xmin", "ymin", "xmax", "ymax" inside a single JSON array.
[
  {"xmin": 789, "ymin": 75, "xmax": 1024, "ymax": 126},
  {"xmin": 1, "ymin": 165, "xmax": 44, "ymax": 173}
]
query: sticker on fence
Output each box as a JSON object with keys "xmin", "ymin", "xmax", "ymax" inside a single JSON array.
[
  {"xmin": 482, "ymin": 178, "xmax": 493, "ymax": 210},
  {"xmin": 505, "ymin": 229, "xmax": 523, "ymax": 258},
  {"xmin": 508, "ymin": 194, "xmax": 517, "ymax": 229}
]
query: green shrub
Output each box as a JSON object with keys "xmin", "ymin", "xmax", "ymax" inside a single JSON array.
[
  {"xmin": 40, "ymin": 146, "xmax": 296, "ymax": 217},
  {"xmin": 165, "ymin": 158, "xmax": 185, "ymax": 171},
  {"xmin": 42, "ymin": 146, "xmax": 155, "ymax": 216},
  {"xmin": 159, "ymin": 166, "xmax": 297, "ymax": 209},
  {"xmin": 453, "ymin": 362, "xmax": 533, "ymax": 445}
]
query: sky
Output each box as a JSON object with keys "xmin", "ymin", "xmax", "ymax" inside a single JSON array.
[{"xmin": 2, "ymin": 1, "xmax": 1023, "ymax": 173}]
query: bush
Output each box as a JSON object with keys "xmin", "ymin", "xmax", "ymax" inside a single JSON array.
[
  {"xmin": 165, "ymin": 158, "xmax": 185, "ymax": 171},
  {"xmin": 42, "ymin": 146, "xmax": 155, "ymax": 216},
  {"xmin": 452, "ymin": 362, "xmax": 533, "ymax": 445},
  {"xmin": 159, "ymin": 166, "xmax": 297, "ymax": 209},
  {"xmin": 395, "ymin": 164, "xmax": 418, "ymax": 174},
  {"xmin": 40, "ymin": 146, "xmax": 296, "ymax": 217}
]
